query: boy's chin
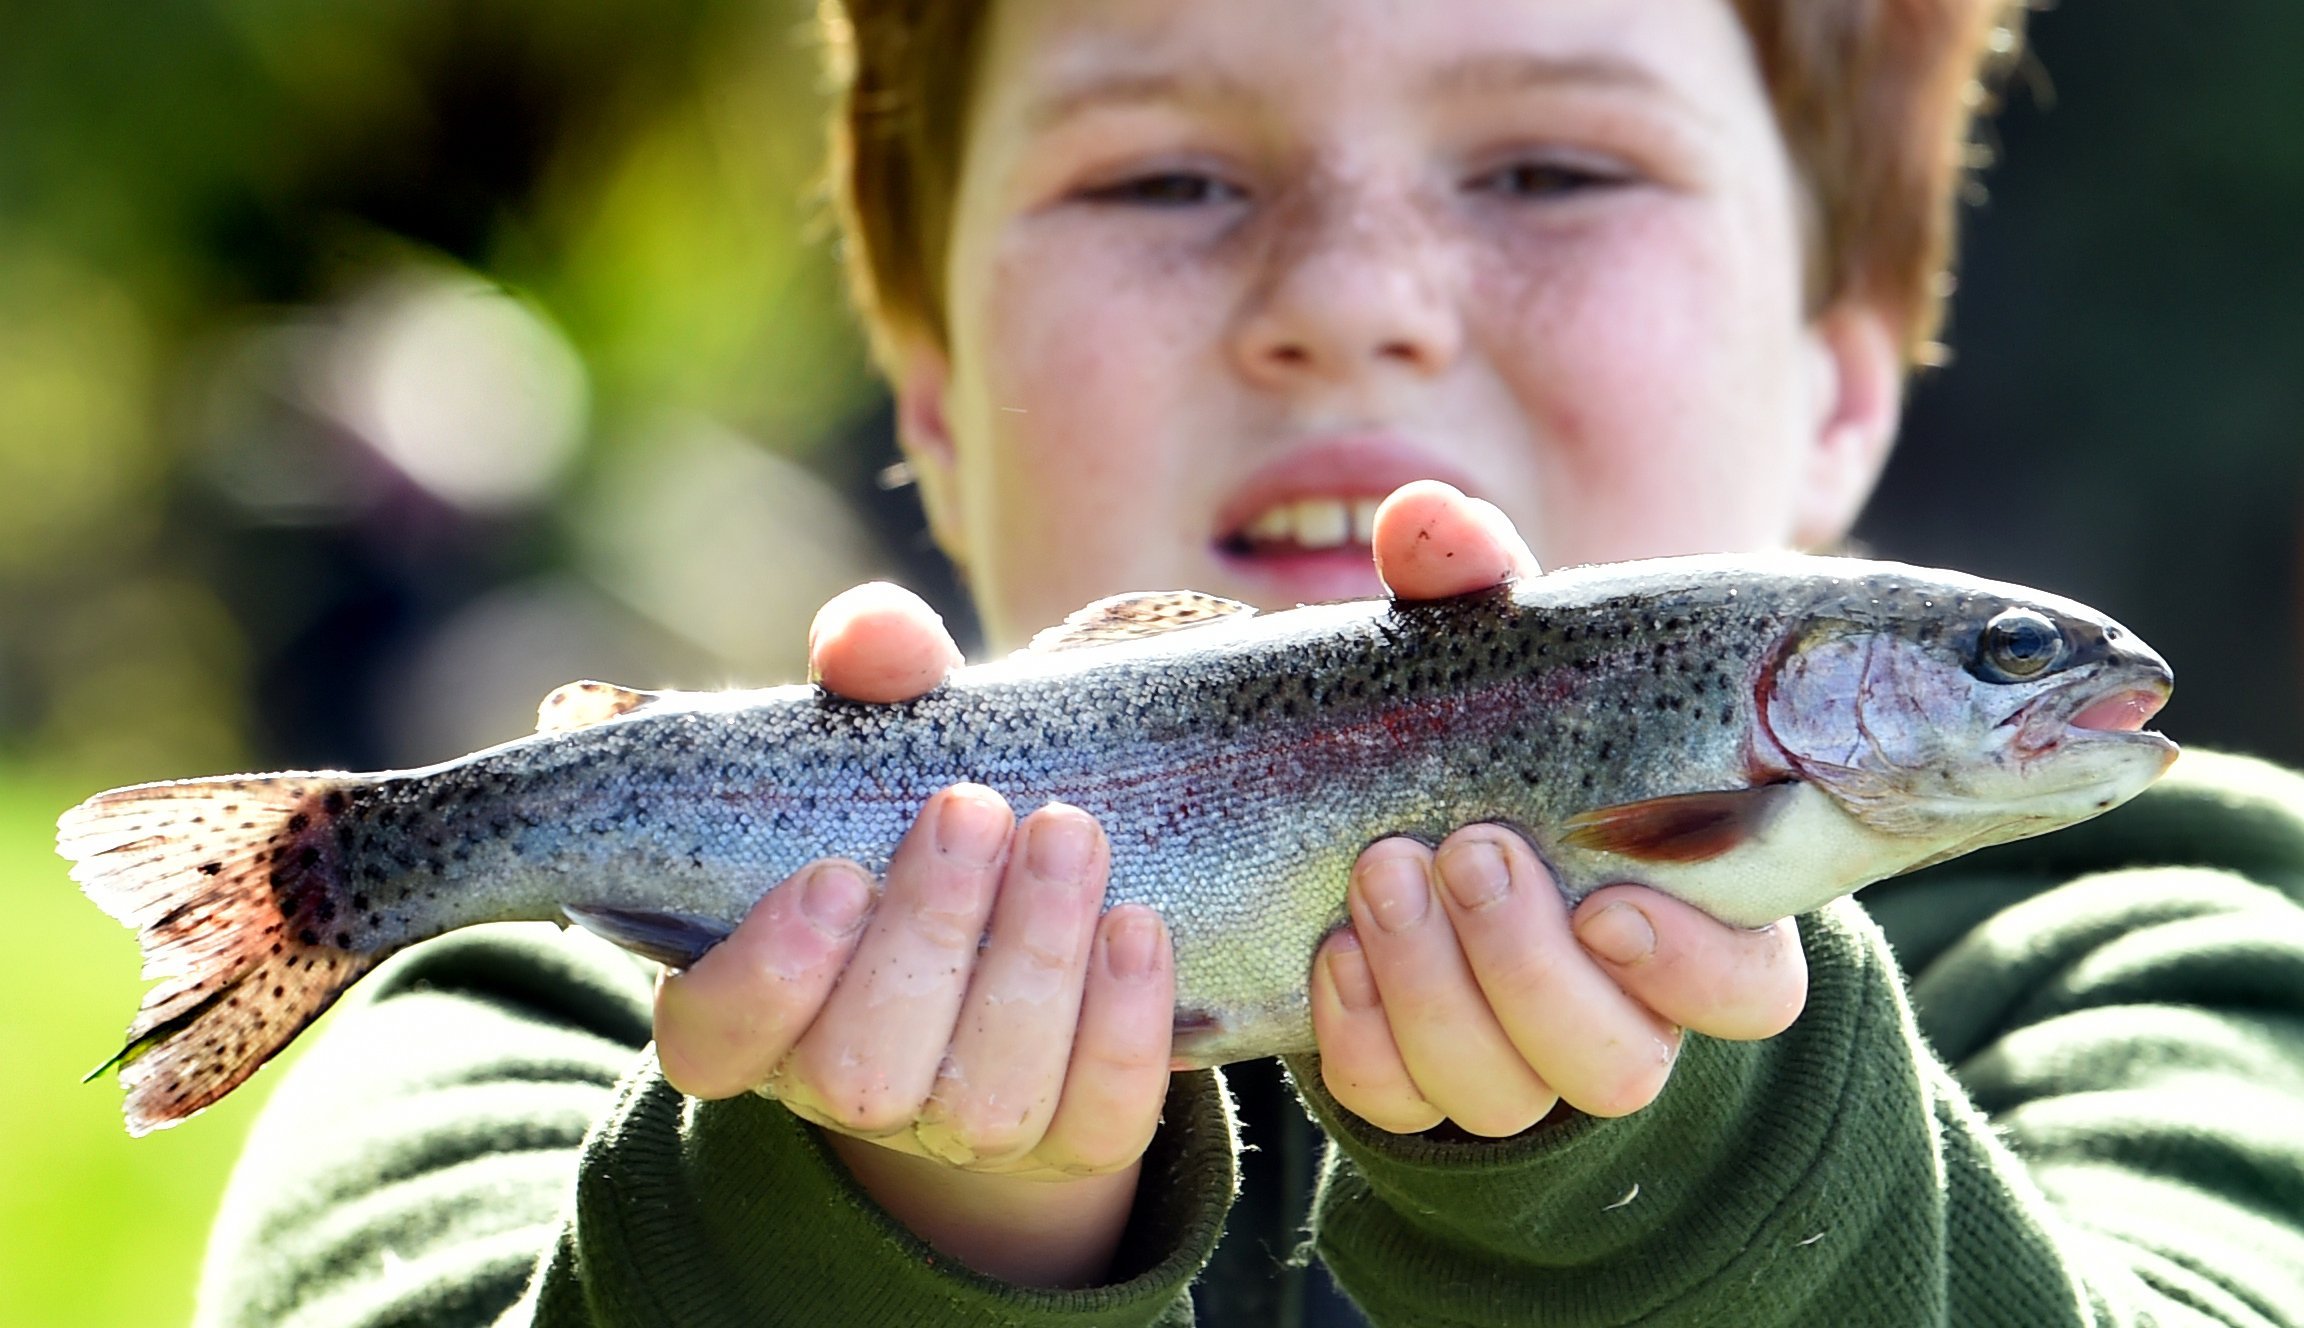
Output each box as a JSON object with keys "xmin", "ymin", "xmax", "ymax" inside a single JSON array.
[{"xmin": 1213, "ymin": 544, "xmax": 1388, "ymax": 606}]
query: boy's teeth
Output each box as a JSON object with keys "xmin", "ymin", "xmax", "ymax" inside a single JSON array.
[
  {"xmin": 1238, "ymin": 498, "xmax": 1373, "ymax": 552},
  {"xmin": 1246, "ymin": 505, "xmax": 1294, "ymax": 543},
  {"xmin": 1294, "ymin": 500, "xmax": 1351, "ymax": 550}
]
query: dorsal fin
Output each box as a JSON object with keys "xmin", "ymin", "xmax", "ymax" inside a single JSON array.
[
  {"xmin": 1026, "ymin": 590, "xmax": 1259, "ymax": 653},
  {"xmin": 536, "ymin": 680, "xmax": 662, "ymax": 733}
]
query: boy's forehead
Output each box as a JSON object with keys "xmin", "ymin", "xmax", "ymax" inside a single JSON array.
[
  {"xmin": 1018, "ymin": 51, "xmax": 1688, "ymax": 132},
  {"xmin": 979, "ymin": 0, "xmax": 1762, "ymax": 147}
]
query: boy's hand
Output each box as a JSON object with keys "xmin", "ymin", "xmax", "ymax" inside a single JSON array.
[
  {"xmin": 654, "ymin": 584, "xmax": 1175, "ymax": 1288},
  {"xmin": 1311, "ymin": 480, "xmax": 1809, "ymax": 1135},
  {"xmin": 650, "ymin": 479, "xmax": 1812, "ymax": 1286}
]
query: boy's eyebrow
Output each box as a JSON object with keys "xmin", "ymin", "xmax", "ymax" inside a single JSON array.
[
  {"xmin": 1422, "ymin": 50, "xmax": 1673, "ymax": 101},
  {"xmin": 1021, "ymin": 68, "xmax": 1256, "ymax": 131},
  {"xmin": 1018, "ymin": 50, "xmax": 1680, "ymax": 133}
]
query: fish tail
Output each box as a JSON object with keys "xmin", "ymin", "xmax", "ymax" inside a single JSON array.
[{"xmin": 58, "ymin": 771, "xmax": 380, "ymax": 1135}]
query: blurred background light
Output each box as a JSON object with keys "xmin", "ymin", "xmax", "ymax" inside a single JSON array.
[
  {"xmin": 0, "ymin": 250, "xmax": 161, "ymax": 578},
  {"xmin": 376, "ymin": 574, "xmax": 706, "ymax": 767},
  {"xmin": 575, "ymin": 415, "xmax": 892, "ymax": 678},
  {"xmin": 326, "ymin": 269, "xmax": 588, "ymax": 514}
]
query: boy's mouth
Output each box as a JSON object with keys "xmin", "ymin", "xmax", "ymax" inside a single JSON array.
[
  {"xmin": 1213, "ymin": 492, "xmax": 1392, "ymax": 603},
  {"xmin": 1217, "ymin": 496, "xmax": 1381, "ymax": 556},
  {"xmin": 1210, "ymin": 440, "xmax": 1481, "ymax": 601}
]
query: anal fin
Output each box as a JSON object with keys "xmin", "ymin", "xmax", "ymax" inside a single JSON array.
[
  {"xmin": 564, "ymin": 904, "xmax": 734, "ymax": 969},
  {"xmin": 1560, "ymin": 782, "xmax": 1796, "ymax": 864}
]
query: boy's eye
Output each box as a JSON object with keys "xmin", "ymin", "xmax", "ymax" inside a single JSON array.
[
  {"xmin": 1466, "ymin": 159, "xmax": 1622, "ymax": 199},
  {"xmin": 1079, "ymin": 171, "xmax": 1244, "ymax": 207}
]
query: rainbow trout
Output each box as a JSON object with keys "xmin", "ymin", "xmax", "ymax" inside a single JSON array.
[{"xmin": 61, "ymin": 553, "xmax": 2176, "ymax": 1134}]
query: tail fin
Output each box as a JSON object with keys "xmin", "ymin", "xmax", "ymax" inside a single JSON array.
[{"xmin": 59, "ymin": 772, "xmax": 379, "ymax": 1135}]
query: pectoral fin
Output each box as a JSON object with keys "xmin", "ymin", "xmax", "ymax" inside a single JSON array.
[{"xmin": 1559, "ymin": 782, "xmax": 1796, "ymax": 864}]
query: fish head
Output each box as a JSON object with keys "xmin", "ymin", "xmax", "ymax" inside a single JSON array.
[{"xmin": 1758, "ymin": 580, "xmax": 2176, "ymax": 859}]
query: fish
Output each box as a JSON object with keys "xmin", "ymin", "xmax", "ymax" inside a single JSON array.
[{"xmin": 58, "ymin": 553, "xmax": 2178, "ymax": 1135}]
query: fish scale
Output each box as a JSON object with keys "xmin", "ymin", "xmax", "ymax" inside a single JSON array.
[{"xmin": 58, "ymin": 552, "xmax": 2177, "ymax": 1134}]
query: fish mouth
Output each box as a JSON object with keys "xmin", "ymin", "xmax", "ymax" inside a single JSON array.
[{"xmin": 2010, "ymin": 667, "xmax": 2177, "ymax": 768}]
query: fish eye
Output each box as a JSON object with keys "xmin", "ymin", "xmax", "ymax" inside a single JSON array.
[{"xmin": 1977, "ymin": 608, "xmax": 2066, "ymax": 681}]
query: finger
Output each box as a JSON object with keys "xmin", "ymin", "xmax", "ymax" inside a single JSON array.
[
  {"xmin": 912, "ymin": 804, "xmax": 1108, "ymax": 1167},
  {"xmin": 1309, "ymin": 927, "xmax": 1443, "ymax": 1133},
  {"xmin": 1431, "ymin": 828, "xmax": 1680, "ymax": 1119},
  {"xmin": 782, "ymin": 784, "xmax": 1012, "ymax": 1136},
  {"xmin": 655, "ymin": 859, "xmax": 876, "ymax": 1099},
  {"xmin": 1372, "ymin": 480, "xmax": 1542, "ymax": 601},
  {"xmin": 1349, "ymin": 838, "xmax": 1555, "ymax": 1137},
  {"xmin": 1036, "ymin": 906, "xmax": 1178, "ymax": 1175},
  {"xmin": 808, "ymin": 581, "xmax": 964, "ymax": 704},
  {"xmin": 1572, "ymin": 885, "xmax": 1809, "ymax": 1042}
]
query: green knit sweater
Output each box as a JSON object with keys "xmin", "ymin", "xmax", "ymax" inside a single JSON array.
[{"xmin": 192, "ymin": 751, "xmax": 2304, "ymax": 1326}]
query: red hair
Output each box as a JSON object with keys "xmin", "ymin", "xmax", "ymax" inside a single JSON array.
[{"xmin": 821, "ymin": 0, "xmax": 2024, "ymax": 366}]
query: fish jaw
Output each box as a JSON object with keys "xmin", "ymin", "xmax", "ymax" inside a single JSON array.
[{"xmin": 1762, "ymin": 604, "xmax": 2177, "ymax": 866}]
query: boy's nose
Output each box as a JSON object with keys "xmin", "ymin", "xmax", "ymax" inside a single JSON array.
[{"xmin": 1229, "ymin": 190, "xmax": 1464, "ymax": 389}]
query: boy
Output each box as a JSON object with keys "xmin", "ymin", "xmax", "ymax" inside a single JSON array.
[{"xmin": 196, "ymin": 2, "xmax": 2304, "ymax": 1324}]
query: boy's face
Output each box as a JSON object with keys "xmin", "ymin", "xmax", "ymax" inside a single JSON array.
[{"xmin": 897, "ymin": 0, "xmax": 1905, "ymax": 650}]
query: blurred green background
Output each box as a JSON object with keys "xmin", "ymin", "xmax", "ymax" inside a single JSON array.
[{"xmin": 1, "ymin": 0, "xmax": 2298, "ymax": 1323}]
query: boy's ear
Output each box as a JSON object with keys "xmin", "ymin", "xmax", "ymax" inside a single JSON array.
[
  {"xmin": 1792, "ymin": 301, "xmax": 1905, "ymax": 549},
  {"xmin": 892, "ymin": 334, "xmax": 970, "ymax": 565}
]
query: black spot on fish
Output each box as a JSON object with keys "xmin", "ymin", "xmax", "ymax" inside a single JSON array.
[
  {"xmin": 287, "ymin": 813, "xmax": 309, "ymax": 832},
  {"xmin": 199, "ymin": 861, "xmax": 222, "ymax": 876}
]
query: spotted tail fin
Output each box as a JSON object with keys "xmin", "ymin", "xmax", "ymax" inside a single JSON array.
[{"xmin": 59, "ymin": 772, "xmax": 380, "ymax": 1135}]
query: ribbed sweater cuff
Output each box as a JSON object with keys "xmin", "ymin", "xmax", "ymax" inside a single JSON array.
[
  {"xmin": 560, "ymin": 1060, "xmax": 1236, "ymax": 1325},
  {"xmin": 1289, "ymin": 898, "xmax": 1947, "ymax": 1324}
]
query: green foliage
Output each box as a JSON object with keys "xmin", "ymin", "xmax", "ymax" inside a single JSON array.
[{"xmin": 0, "ymin": 7, "xmax": 886, "ymax": 1316}]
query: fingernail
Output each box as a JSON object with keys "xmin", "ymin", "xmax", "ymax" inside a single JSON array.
[
  {"xmin": 1359, "ymin": 849, "xmax": 1430, "ymax": 934},
  {"xmin": 1105, "ymin": 911, "xmax": 1164, "ymax": 980},
  {"xmin": 935, "ymin": 785, "xmax": 1009, "ymax": 867},
  {"xmin": 801, "ymin": 863, "xmax": 872, "ymax": 936},
  {"xmin": 1026, "ymin": 805, "xmax": 1096, "ymax": 883},
  {"xmin": 1436, "ymin": 835, "xmax": 1511, "ymax": 909},
  {"xmin": 1578, "ymin": 902, "xmax": 1656, "ymax": 965},
  {"xmin": 1326, "ymin": 932, "xmax": 1379, "ymax": 1011}
]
